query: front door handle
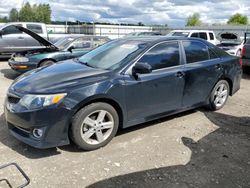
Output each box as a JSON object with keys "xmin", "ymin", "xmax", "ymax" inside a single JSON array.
[
  {"xmin": 176, "ymin": 71, "xmax": 185, "ymax": 78},
  {"xmin": 17, "ymin": 36, "xmax": 24, "ymax": 40},
  {"xmin": 215, "ymin": 64, "xmax": 222, "ymax": 70}
]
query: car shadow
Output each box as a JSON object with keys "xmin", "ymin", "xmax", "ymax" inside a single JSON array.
[
  {"xmin": 0, "ymin": 109, "xmax": 197, "ymax": 157},
  {"xmin": 0, "ymin": 69, "xmax": 21, "ymax": 80},
  {"xmin": 87, "ymin": 112, "xmax": 250, "ymax": 188},
  {"xmin": 242, "ymin": 72, "xmax": 250, "ymax": 80},
  {"xmin": 59, "ymin": 109, "xmax": 197, "ymax": 153},
  {"xmin": 0, "ymin": 113, "xmax": 61, "ymax": 159}
]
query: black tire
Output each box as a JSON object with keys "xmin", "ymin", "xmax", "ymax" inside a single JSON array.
[
  {"xmin": 39, "ymin": 60, "xmax": 55, "ymax": 67},
  {"xmin": 70, "ymin": 102, "xmax": 119, "ymax": 150},
  {"xmin": 208, "ymin": 80, "xmax": 229, "ymax": 111}
]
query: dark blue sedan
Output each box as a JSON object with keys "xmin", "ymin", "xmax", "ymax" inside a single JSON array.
[{"xmin": 4, "ymin": 37, "xmax": 242, "ymax": 150}]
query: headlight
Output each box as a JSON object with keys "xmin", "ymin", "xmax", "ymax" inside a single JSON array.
[
  {"xmin": 19, "ymin": 93, "xmax": 67, "ymax": 110},
  {"xmin": 14, "ymin": 56, "xmax": 29, "ymax": 62}
]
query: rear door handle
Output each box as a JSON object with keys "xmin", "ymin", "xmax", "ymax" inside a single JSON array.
[{"xmin": 176, "ymin": 71, "xmax": 185, "ymax": 78}]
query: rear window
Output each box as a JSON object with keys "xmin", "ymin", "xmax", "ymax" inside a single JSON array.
[
  {"xmin": 26, "ymin": 24, "xmax": 43, "ymax": 34},
  {"xmin": 209, "ymin": 33, "xmax": 214, "ymax": 40},
  {"xmin": 183, "ymin": 41, "xmax": 209, "ymax": 64}
]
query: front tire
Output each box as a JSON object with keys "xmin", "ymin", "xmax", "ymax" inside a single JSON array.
[
  {"xmin": 208, "ymin": 80, "xmax": 229, "ymax": 111},
  {"xmin": 71, "ymin": 102, "xmax": 119, "ymax": 150},
  {"xmin": 39, "ymin": 60, "xmax": 55, "ymax": 67}
]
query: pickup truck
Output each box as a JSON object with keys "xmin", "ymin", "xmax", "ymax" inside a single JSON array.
[
  {"xmin": 241, "ymin": 32, "xmax": 250, "ymax": 72},
  {"xmin": 0, "ymin": 22, "xmax": 84, "ymax": 57},
  {"xmin": 167, "ymin": 30, "xmax": 219, "ymax": 45}
]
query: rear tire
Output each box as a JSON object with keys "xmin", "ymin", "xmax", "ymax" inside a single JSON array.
[
  {"xmin": 39, "ymin": 60, "xmax": 55, "ymax": 67},
  {"xmin": 208, "ymin": 80, "xmax": 229, "ymax": 111},
  {"xmin": 70, "ymin": 102, "xmax": 119, "ymax": 151}
]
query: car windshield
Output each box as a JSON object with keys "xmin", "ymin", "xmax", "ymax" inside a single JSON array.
[
  {"xmin": 170, "ymin": 32, "xmax": 190, "ymax": 37},
  {"xmin": 54, "ymin": 37, "xmax": 76, "ymax": 49},
  {"xmin": 79, "ymin": 40, "xmax": 148, "ymax": 70}
]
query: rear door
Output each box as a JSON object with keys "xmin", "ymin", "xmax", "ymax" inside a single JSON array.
[
  {"xmin": 181, "ymin": 40, "xmax": 222, "ymax": 107},
  {"xmin": 124, "ymin": 41, "xmax": 185, "ymax": 122}
]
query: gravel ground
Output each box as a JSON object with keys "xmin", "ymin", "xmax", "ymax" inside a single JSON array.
[{"xmin": 0, "ymin": 61, "xmax": 249, "ymax": 188}]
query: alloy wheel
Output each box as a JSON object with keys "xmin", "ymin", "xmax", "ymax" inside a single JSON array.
[
  {"xmin": 80, "ymin": 110, "xmax": 114, "ymax": 145},
  {"xmin": 213, "ymin": 83, "xmax": 228, "ymax": 108}
]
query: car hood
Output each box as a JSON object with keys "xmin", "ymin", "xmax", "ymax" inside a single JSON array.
[
  {"xmin": 10, "ymin": 59, "xmax": 109, "ymax": 94},
  {"xmin": 14, "ymin": 25, "xmax": 58, "ymax": 50}
]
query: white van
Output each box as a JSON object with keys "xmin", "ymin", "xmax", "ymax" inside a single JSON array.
[{"xmin": 167, "ymin": 30, "xmax": 219, "ymax": 45}]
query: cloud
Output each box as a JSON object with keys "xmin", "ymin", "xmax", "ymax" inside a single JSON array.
[{"xmin": 0, "ymin": 0, "xmax": 250, "ymax": 26}]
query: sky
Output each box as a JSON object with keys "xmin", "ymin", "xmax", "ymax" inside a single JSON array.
[{"xmin": 0, "ymin": 0, "xmax": 250, "ymax": 26}]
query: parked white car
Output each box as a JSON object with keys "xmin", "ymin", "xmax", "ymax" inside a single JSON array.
[
  {"xmin": 167, "ymin": 30, "xmax": 219, "ymax": 45},
  {"xmin": 216, "ymin": 32, "xmax": 243, "ymax": 57}
]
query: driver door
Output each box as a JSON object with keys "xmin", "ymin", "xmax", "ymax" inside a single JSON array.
[
  {"xmin": 124, "ymin": 41, "xmax": 185, "ymax": 124},
  {"xmin": 0, "ymin": 24, "xmax": 27, "ymax": 53}
]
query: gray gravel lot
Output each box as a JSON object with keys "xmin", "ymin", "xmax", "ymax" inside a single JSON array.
[{"xmin": 0, "ymin": 61, "xmax": 249, "ymax": 188}]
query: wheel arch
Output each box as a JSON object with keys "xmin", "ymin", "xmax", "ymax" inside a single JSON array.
[
  {"xmin": 72, "ymin": 96, "xmax": 124, "ymax": 129},
  {"xmin": 222, "ymin": 77, "xmax": 233, "ymax": 96},
  {"xmin": 38, "ymin": 58, "xmax": 57, "ymax": 67}
]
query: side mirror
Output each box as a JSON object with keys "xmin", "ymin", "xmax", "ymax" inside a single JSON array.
[
  {"xmin": 132, "ymin": 62, "xmax": 152, "ymax": 76},
  {"xmin": 68, "ymin": 45, "xmax": 75, "ymax": 53}
]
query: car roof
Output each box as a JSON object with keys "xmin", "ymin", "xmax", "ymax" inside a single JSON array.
[
  {"xmin": 119, "ymin": 36, "xmax": 211, "ymax": 45},
  {"xmin": 171, "ymin": 30, "xmax": 214, "ymax": 33}
]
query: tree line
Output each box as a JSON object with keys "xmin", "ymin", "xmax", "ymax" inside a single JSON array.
[
  {"xmin": 0, "ymin": 2, "xmax": 51, "ymax": 24},
  {"xmin": 0, "ymin": 2, "xmax": 249, "ymax": 26},
  {"xmin": 186, "ymin": 13, "xmax": 249, "ymax": 26}
]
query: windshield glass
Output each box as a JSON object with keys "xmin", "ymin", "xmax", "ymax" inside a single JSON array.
[
  {"xmin": 170, "ymin": 32, "xmax": 190, "ymax": 37},
  {"xmin": 79, "ymin": 40, "xmax": 148, "ymax": 70},
  {"xmin": 54, "ymin": 37, "xmax": 76, "ymax": 49}
]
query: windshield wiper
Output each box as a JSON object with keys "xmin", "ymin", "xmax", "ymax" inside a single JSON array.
[{"xmin": 78, "ymin": 59, "xmax": 96, "ymax": 68}]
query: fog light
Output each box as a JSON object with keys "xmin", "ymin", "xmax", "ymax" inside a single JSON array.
[{"xmin": 33, "ymin": 128, "xmax": 43, "ymax": 138}]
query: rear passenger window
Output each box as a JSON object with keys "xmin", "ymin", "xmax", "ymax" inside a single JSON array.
[
  {"xmin": 183, "ymin": 41, "xmax": 209, "ymax": 63},
  {"xmin": 199, "ymin": 32, "xmax": 207, "ymax": 40},
  {"xmin": 139, "ymin": 42, "xmax": 180, "ymax": 70},
  {"xmin": 26, "ymin": 24, "xmax": 43, "ymax": 34},
  {"xmin": 209, "ymin": 33, "xmax": 214, "ymax": 40},
  {"xmin": 209, "ymin": 48, "xmax": 218, "ymax": 59}
]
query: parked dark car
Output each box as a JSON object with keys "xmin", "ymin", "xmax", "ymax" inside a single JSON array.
[
  {"xmin": 241, "ymin": 32, "xmax": 250, "ymax": 71},
  {"xmin": 4, "ymin": 37, "xmax": 242, "ymax": 150},
  {"xmin": 8, "ymin": 25, "xmax": 110, "ymax": 73}
]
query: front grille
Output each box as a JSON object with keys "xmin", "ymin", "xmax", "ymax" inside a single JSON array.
[{"xmin": 8, "ymin": 96, "xmax": 21, "ymax": 104}]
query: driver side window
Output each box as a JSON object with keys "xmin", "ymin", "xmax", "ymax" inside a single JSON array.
[
  {"xmin": 138, "ymin": 42, "xmax": 180, "ymax": 70},
  {"xmin": 2, "ymin": 25, "xmax": 22, "ymax": 35}
]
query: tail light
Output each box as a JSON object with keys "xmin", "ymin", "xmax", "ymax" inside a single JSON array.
[
  {"xmin": 241, "ymin": 45, "xmax": 245, "ymax": 57},
  {"xmin": 239, "ymin": 58, "xmax": 243, "ymax": 67}
]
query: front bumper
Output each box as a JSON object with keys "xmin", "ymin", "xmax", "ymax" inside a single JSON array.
[
  {"xmin": 8, "ymin": 59, "xmax": 37, "ymax": 73},
  {"xmin": 4, "ymin": 97, "xmax": 72, "ymax": 149}
]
